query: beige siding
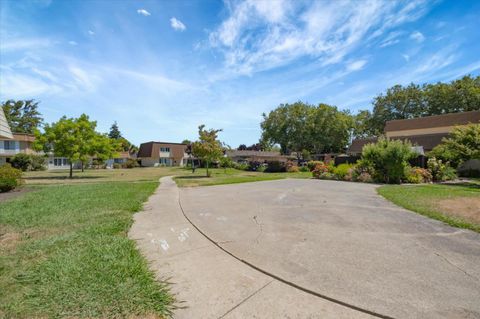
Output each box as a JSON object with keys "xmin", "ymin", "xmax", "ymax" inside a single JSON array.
[
  {"xmin": 387, "ymin": 125, "xmax": 462, "ymax": 138},
  {"xmin": 0, "ymin": 107, "xmax": 13, "ymax": 139}
]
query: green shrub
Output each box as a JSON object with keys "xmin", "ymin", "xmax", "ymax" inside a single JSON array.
[
  {"xmin": 30, "ymin": 154, "xmax": 47, "ymax": 171},
  {"xmin": 265, "ymin": 161, "xmax": 286, "ymax": 172},
  {"xmin": 122, "ymin": 158, "xmax": 138, "ymax": 169},
  {"xmin": 404, "ymin": 167, "xmax": 433, "ymax": 184},
  {"xmin": 299, "ymin": 165, "xmax": 309, "ymax": 172},
  {"xmin": 333, "ymin": 163, "xmax": 354, "ymax": 180},
  {"xmin": 232, "ymin": 162, "xmax": 249, "ymax": 171},
  {"xmin": 356, "ymin": 172, "xmax": 373, "ymax": 183},
  {"xmin": 427, "ymin": 157, "xmax": 457, "ymax": 182},
  {"xmin": 312, "ymin": 162, "xmax": 330, "ymax": 179},
  {"xmin": 112, "ymin": 163, "xmax": 121, "ymax": 169},
  {"xmin": 361, "ymin": 137, "xmax": 415, "ymax": 184},
  {"xmin": 0, "ymin": 164, "xmax": 23, "ymax": 192},
  {"xmin": 11, "ymin": 153, "xmax": 31, "ymax": 171}
]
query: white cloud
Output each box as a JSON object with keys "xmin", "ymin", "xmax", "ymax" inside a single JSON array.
[
  {"xmin": 170, "ymin": 17, "xmax": 186, "ymax": 31},
  {"xmin": 69, "ymin": 66, "xmax": 99, "ymax": 91},
  {"xmin": 68, "ymin": 41, "xmax": 78, "ymax": 46},
  {"xmin": 88, "ymin": 30, "xmax": 95, "ymax": 35},
  {"xmin": 410, "ymin": 31, "xmax": 425, "ymax": 42},
  {"xmin": 0, "ymin": 38, "xmax": 51, "ymax": 52},
  {"xmin": 379, "ymin": 31, "xmax": 404, "ymax": 47},
  {"xmin": 137, "ymin": 9, "xmax": 151, "ymax": 16},
  {"xmin": 208, "ymin": 0, "xmax": 433, "ymax": 76},
  {"xmin": 347, "ymin": 60, "xmax": 367, "ymax": 71},
  {"xmin": 402, "ymin": 54, "xmax": 410, "ymax": 62},
  {"xmin": 0, "ymin": 72, "xmax": 61, "ymax": 97}
]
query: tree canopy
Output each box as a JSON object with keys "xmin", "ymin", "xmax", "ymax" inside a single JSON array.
[
  {"xmin": 34, "ymin": 114, "xmax": 117, "ymax": 178},
  {"xmin": 108, "ymin": 121, "xmax": 122, "ymax": 139},
  {"xmin": 191, "ymin": 125, "xmax": 223, "ymax": 177},
  {"xmin": 2, "ymin": 100, "xmax": 43, "ymax": 134},
  {"xmin": 429, "ymin": 124, "xmax": 480, "ymax": 168},
  {"xmin": 260, "ymin": 102, "xmax": 353, "ymax": 157}
]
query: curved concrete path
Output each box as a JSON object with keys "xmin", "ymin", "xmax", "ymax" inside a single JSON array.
[
  {"xmin": 130, "ymin": 177, "xmax": 375, "ymax": 318},
  {"xmin": 131, "ymin": 177, "xmax": 480, "ymax": 318}
]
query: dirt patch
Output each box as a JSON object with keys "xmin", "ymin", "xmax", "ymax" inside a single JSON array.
[
  {"xmin": 0, "ymin": 231, "xmax": 22, "ymax": 251},
  {"xmin": 437, "ymin": 197, "xmax": 480, "ymax": 225},
  {"xmin": 0, "ymin": 187, "xmax": 33, "ymax": 202}
]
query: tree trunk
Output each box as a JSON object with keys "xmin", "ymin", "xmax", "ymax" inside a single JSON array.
[
  {"xmin": 81, "ymin": 161, "xmax": 84, "ymax": 172},
  {"xmin": 206, "ymin": 161, "xmax": 209, "ymax": 177},
  {"xmin": 69, "ymin": 162, "xmax": 73, "ymax": 178}
]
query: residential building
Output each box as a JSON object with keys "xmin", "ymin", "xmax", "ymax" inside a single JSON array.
[
  {"xmin": 0, "ymin": 133, "xmax": 36, "ymax": 166},
  {"xmin": 137, "ymin": 142, "xmax": 188, "ymax": 166},
  {"xmin": 226, "ymin": 150, "xmax": 295, "ymax": 163},
  {"xmin": 105, "ymin": 151, "xmax": 136, "ymax": 168},
  {"xmin": 0, "ymin": 107, "xmax": 13, "ymax": 139},
  {"xmin": 348, "ymin": 110, "xmax": 480, "ymax": 155}
]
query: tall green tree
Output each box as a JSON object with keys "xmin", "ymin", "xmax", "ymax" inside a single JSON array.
[
  {"xmin": 108, "ymin": 121, "xmax": 122, "ymax": 139},
  {"xmin": 191, "ymin": 125, "xmax": 223, "ymax": 177},
  {"xmin": 429, "ymin": 124, "xmax": 480, "ymax": 168},
  {"xmin": 34, "ymin": 114, "xmax": 116, "ymax": 178},
  {"xmin": 2, "ymin": 100, "xmax": 43, "ymax": 134},
  {"xmin": 260, "ymin": 102, "xmax": 353, "ymax": 157}
]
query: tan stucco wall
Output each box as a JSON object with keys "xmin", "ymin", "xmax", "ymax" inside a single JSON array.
[{"xmin": 386, "ymin": 125, "xmax": 457, "ymax": 138}]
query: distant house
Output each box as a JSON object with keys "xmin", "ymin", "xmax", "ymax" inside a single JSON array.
[
  {"xmin": 226, "ymin": 150, "xmax": 295, "ymax": 163},
  {"xmin": 348, "ymin": 110, "xmax": 480, "ymax": 155},
  {"xmin": 0, "ymin": 133, "xmax": 36, "ymax": 166},
  {"xmin": 137, "ymin": 142, "xmax": 188, "ymax": 167},
  {"xmin": 105, "ymin": 151, "xmax": 136, "ymax": 168}
]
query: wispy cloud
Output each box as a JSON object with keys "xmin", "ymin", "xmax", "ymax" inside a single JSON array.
[
  {"xmin": 137, "ymin": 9, "xmax": 151, "ymax": 16},
  {"xmin": 347, "ymin": 60, "xmax": 368, "ymax": 71},
  {"xmin": 410, "ymin": 31, "xmax": 425, "ymax": 42},
  {"xmin": 170, "ymin": 17, "xmax": 186, "ymax": 31},
  {"xmin": 68, "ymin": 40, "xmax": 78, "ymax": 46},
  {"xmin": 0, "ymin": 38, "xmax": 52, "ymax": 52},
  {"xmin": 208, "ymin": 0, "xmax": 432, "ymax": 76},
  {"xmin": 379, "ymin": 31, "xmax": 404, "ymax": 47},
  {"xmin": 88, "ymin": 30, "xmax": 95, "ymax": 35}
]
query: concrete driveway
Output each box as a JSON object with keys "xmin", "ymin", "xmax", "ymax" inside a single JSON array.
[{"xmin": 179, "ymin": 179, "xmax": 480, "ymax": 319}]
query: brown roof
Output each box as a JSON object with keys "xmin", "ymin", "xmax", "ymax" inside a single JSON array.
[
  {"xmin": 385, "ymin": 110, "xmax": 480, "ymax": 132},
  {"xmin": 347, "ymin": 137, "xmax": 378, "ymax": 154},
  {"xmin": 137, "ymin": 141, "xmax": 187, "ymax": 158},
  {"xmin": 12, "ymin": 133, "xmax": 35, "ymax": 142},
  {"xmin": 226, "ymin": 150, "xmax": 283, "ymax": 157}
]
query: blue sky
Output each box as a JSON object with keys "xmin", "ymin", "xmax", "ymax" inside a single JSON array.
[{"xmin": 1, "ymin": 0, "xmax": 479, "ymax": 147}]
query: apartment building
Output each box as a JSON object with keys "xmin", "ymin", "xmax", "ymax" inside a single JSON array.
[{"xmin": 137, "ymin": 141, "xmax": 189, "ymax": 166}]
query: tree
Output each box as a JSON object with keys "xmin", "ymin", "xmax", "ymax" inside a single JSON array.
[
  {"xmin": 191, "ymin": 125, "xmax": 223, "ymax": 177},
  {"xmin": 352, "ymin": 110, "xmax": 375, "ymax": 138},
  {"xmin": 261, "ymin": 102, "xmax": 353, "ymax": 157},
  {"xmin": 429, "ymin": 124, "xmax": 480, "ymax": 168},
  {"xmin": 34, "ymin": 114, "xmax": 116, "ymax": 178},
  {"xmin": 2, "ymin": 100, "xmax": 43, "ymax": 134},
  {"xmin": 181, "ymin": 139, "xmax": 192, "ymax": 145},
  {"xmin": 108, "ymin": 121, "xmax": 122, "ymax": 139}
]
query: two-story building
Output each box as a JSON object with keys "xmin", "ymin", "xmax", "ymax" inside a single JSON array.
[{"xmin": 137, "ymin": 141, "xmax": 189, "ymax": 166}]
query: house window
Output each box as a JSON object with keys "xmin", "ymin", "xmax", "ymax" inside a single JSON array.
[
  {"xmin": 160, "ymin": 147, "xmax": 170, "ymax": 152},
  {"xmin": 53, "ymin": 158, "xmax": 69, "ymax": 166},
  {"xmin": 4, "ymin": 141, "xmax": 16, "ymax": 150},
  {"xmin": 159, "ymin": 158, "xmax": 171, "ymax": 165}
]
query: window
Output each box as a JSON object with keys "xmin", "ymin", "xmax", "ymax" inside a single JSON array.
[
  {"xmin": 159, "ymin": 158, "xmax": 171, "ymax": 165},
  {"xmin": 160, "ymin": 147, "xmax": 170, "ymax": 152},
  {"xmin": 3, "ymin": 141, "xmax": 16, "ymax": 150},
  {"xmin": 53, "ymin": 158, "xmax": 69, "ymax": 166}
]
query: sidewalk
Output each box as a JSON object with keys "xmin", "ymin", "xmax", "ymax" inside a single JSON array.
[{"xmin": 129, "ymin": 176, "xmax": 374, "ymax": 318}]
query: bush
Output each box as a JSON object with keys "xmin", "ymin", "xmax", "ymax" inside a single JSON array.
[
  {"xmin": 0, "ymin": 164, "xmax": 23, "ymax": 192},
  {"xmin": 122, "ymin": 158, "xmax": 138, "ymax": 169},
  {"xmin": 333, "ymin": 163, "xmax": 354, "ymax": 180},
  {"xmin": 356, "ymin": 172, "xmax": 373, "ymax": 183},
  {"xmin": 286, "ymin": 161, "xmax": 299, "ymax": 172},
  {"xmin": 404, "ymin": 166, "xmax": 433, "ymax": 184},
  {"xmin": 299, "ymin": 165, "xmax": 309, "ymax": 172},
  {"xmin": 113, "ymin": 163, "xmax": 121, "ymax": 169},
  {"xmin": 10, "ymin": 153, "xmax": 31, "ymax": 171},
  {"xmin": 30, "ymin": 155, "xmax": 47, "ymax": 171},
  {"xmin": 312, "ymin": 162, "xmax": 330, "ymax": 179},
  {"xmin": 232, "ymin": 162, "xmax": 249, "ymax": 171},
  {"xmin": 307, "ymin": 161, "xmax": 323, "ymax": 172},
  {"xmin": 361, "ymin": 138, "xmax": 415, "ymax": 184},
  {"xmin": 427, "ymin": 157, "xmax": 457, "ymax": 182},
  {"xmin": 265, "ymin": 161, "xmax": 286, "ymax": 173},
  {"xmin": 247, "ymin": 161, "xmax": 263, "ymax": 171}
]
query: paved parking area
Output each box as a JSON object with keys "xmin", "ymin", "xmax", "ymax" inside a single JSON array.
[{"xmin": 179, "ymin": 179, "xmax": 480, "ymax": 319}]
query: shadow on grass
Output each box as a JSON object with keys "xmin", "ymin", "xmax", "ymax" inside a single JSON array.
[
  {"xmin": 439, "ymin": 181, "xmax": 480, "ymax": 190},
  {"xmin": 24, "ymin": 175, "xmax": 105, "ymax": 180}
]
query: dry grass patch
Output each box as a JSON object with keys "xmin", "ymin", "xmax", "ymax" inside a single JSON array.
[{"xmin": 437, "ymin": 197, "xmax": 480, "ymax": 225}]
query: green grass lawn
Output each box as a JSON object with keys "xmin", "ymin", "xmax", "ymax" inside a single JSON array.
[
  {"xmin": 378, "ymin": 183, "xmax": 480, "ymax": 233},
  {"xmin": 0, "ymin": 182, "xmax": 174, "ymax": 318},
  {"xmin": 173, "ymin": 167, "xmax": 311, "ymax": 187}
]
